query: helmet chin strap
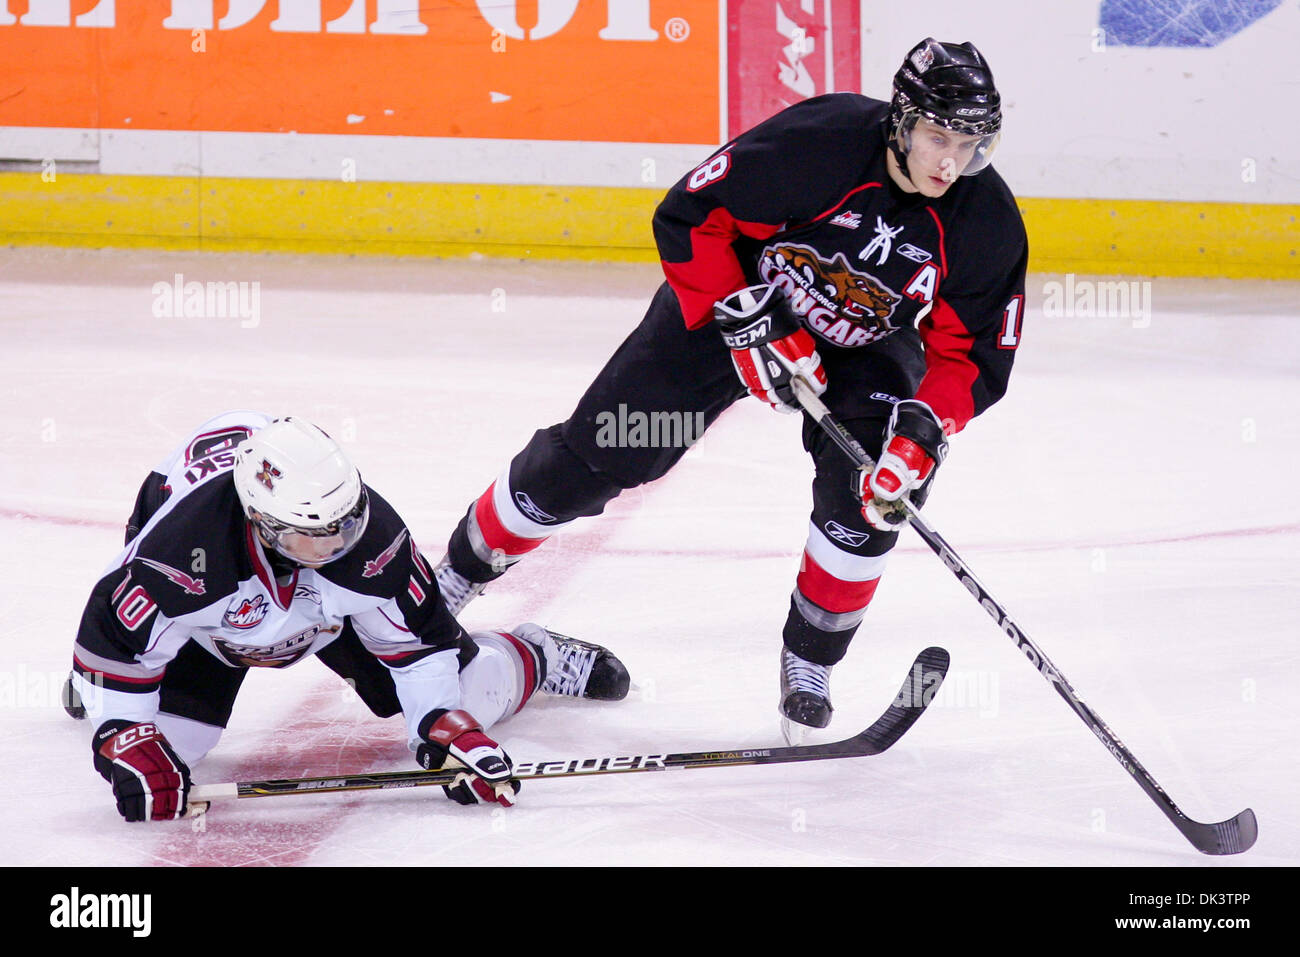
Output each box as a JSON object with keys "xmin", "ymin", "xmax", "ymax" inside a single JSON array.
[
  {"xmin": 889, "ymin": 136, "xmax": 911, "ymax": 180},
  {"xmin": 883, "ymin": 118, "xmax": 912, "ymax": 181}
]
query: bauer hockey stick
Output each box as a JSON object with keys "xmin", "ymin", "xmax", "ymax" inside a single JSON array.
[
  {"xmin": 185, "ymin": 646, "xmax": 948, "ymax": 816},
  {"xmin": 790, "ymin": 377, "xmax": 1257, "ymax": 855}
]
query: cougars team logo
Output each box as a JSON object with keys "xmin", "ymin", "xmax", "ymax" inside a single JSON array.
[
  {"xmin": 224, "ymin": 594, "xmax": 270, "ymax": 630},
  {"xmin": 758, "ymin": 243, "xmax": 902, "ymax": 348}
]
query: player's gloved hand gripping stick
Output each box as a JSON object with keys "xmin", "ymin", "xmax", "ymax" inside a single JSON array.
[
  {"xmin": 789, "ymin": 376, "xmax": 1257, "ymax": 856},
  {"xmin": 416, "ymin": 708, "xmax": 520, "ymax": 807},
  {"xmin": 93, "ymin": 720, "xmax": 191, "ymax": 822},
  {"xmin": 859, "ymin": 398, "xmax": 949, "ymax": 529},
  {"xmin": 713, "ymin": 284, "xmax": 827, "ymax": 413}
]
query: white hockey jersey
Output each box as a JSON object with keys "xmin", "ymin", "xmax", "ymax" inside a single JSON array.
[{"xmin": 70, "ymin": 412, "xmax": 469, "ymax": 745}]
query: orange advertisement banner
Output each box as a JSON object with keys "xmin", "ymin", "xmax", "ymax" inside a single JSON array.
[{"xmin": 0, "ymin": 1, "xmax": 719, "ymax": 143}]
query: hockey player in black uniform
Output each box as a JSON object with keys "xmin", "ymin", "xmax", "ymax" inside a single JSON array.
[
  {"xmin": 65, "ymin": 412, "xmax": 629, "ymax": 821},
  {"xmin": 433, "ymin": 38, "xmax": 1027, "ymax": 742}
]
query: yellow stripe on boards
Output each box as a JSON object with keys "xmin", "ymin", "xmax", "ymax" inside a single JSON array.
[
  {"xmin": 1018, "ymin": 197, "xmax": 1299, "ymax": 280},
  {"xmin": 3, "ymin": 173, "xmax": 1296, "ymax": 278}
]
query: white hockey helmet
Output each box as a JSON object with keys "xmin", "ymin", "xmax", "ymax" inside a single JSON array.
[{"xmin": 233, "ymin": 417, "xmax": 369, "ymax": 567}]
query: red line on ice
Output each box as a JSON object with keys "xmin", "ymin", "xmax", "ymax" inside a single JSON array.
[{"xmin": 7, "ymin": 505, "xmax": 1297, "ymax": 558}]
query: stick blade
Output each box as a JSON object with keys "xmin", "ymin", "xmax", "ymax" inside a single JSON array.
[
  {"xmin": 1187, "ymin": 807, "xmax": 1258, "ymax": 856},
  {"xmin": 852, "ymin": 646, "xmax": 950, "ymax": 756}
]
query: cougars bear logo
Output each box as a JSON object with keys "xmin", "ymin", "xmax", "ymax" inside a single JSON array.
[{"xmin": 758, "ymin": 243, "xmax": 902, "ymax": 347}]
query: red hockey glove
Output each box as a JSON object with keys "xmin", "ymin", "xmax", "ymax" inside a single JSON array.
[
  {"xmin": 416, "ymin": 709, "xmax": 520, "ymax": 807},
  {"xmin": 713, "ymin": 283, "xmax": 827, "ymax": 413},
  {"xmin": 860, "ymin": 400, "xmax": 950, "ymax": 529},
  {"xmin": 92, "ymin": 720, "xmax": 191, "ymax": 822}
]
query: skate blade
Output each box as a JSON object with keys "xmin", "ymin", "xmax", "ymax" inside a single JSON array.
[{"xmin": 780, "ymin": 716, "xmax": 811, "ymax": 747}]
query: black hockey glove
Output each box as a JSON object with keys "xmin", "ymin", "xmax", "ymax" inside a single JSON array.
[
  {"xmin": 713, "ymin": 283, "xmax": 828, "ymax": 413},
  {"xmin": 93, "ymin": 719, "xmax": 191, "ymax": 822}
]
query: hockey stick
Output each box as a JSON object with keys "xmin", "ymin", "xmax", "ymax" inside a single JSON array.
[
  {"xmin": 790, "ymin": 377, "xmax": 1257, "ymax": 855},
  {"xmin": 185, "ymin": 646, "xmax": 948, "ymax": 816}
]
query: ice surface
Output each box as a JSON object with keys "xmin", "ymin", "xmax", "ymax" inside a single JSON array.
[{"xmin": 0, "ymin": 247, "xmax": 1296, "ymax": 867}]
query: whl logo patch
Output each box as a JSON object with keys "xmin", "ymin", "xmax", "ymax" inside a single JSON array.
[
  {"xmin": 829, "ymin": 211, "xmax": 862, "ymax": 229},
  {"xmin": 224, "ymin": 594, "xmax": 270, "ymax": 630}
]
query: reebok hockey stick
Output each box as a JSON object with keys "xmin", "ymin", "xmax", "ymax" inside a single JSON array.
[
  {"xmin": 791, "ymin": 377, "xmax": 1258, "ymax": 855},
  {"xmin": 185, "ymin": 646, "xmax": 948, "ymax": 816}
]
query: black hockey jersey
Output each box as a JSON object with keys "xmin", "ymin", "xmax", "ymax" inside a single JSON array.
[
  {"xmin": 654, "ymin": 93, "xmax": 1028, "ymax": 433},
  {"xmin": 70, "ymin": 412, "xmax": 467, "ymax": 744}
]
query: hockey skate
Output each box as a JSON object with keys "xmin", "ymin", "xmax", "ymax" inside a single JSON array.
[
  {"xmin": 434, "ymin": 554, "xmax": 488, "ymax": 616},
  {"xmin": 515, "ymin": 623, "xmax": 630, "ymax": 701},
  {"xmin": 61, "ymin": 672, "xmax": 86, "ymax": 720},
  {"xmin": 779, "ymin": 647, "xmax": 833, "ymax": 745}
]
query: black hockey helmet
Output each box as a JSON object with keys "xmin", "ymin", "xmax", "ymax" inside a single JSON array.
[
  {"xmin": 888, "ymin": 38, "xmax": 1002, "ymax": 177},
  {"xmin": 891, "ymin": 38, "xmax": 1001, "ymax": 136}
]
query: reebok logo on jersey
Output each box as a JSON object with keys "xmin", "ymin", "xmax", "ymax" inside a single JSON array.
[
  {"xmin": 363, "ymin": 528, "xmax": 408, "ymax": 578},
  {"xmin": 514, "ymin": 491, "xmax": 557, "ymax": 525},
  {"xmin": 824, "ymin": 521, "xmax": 871, "ymax": 548},
  {"xmin": 224, "ymin": 594, "xmax": 270, "ymax": 629},
  {"xmin": 759, "ymin": 243, "xmax": 901, "ymax": 348},
  {"xmin": 829, "ymin": 211, "xmax": 862, "ymax": 229},
  {"xmin": 897, "ymin": 243, "xmax": 933, "ymax": 263},
  {"xmin": 137, "ymin": 558, "xmax": 206, "ymax": 596}
]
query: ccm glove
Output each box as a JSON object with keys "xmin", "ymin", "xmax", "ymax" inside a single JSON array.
[
  {"xmin": 92, "ymin": 720, "xmax": 191, "ymax": 822},
  {"xmin": 416, "ymin": 709, "xmax": 520, "ymax": 807},
  {"xmin": 859, "ymin": 400, "xmax": 950, "ymax": 529},
  {"xmin": 713, "ymin": 283, "xmax": 827, "ymax": 413}
]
